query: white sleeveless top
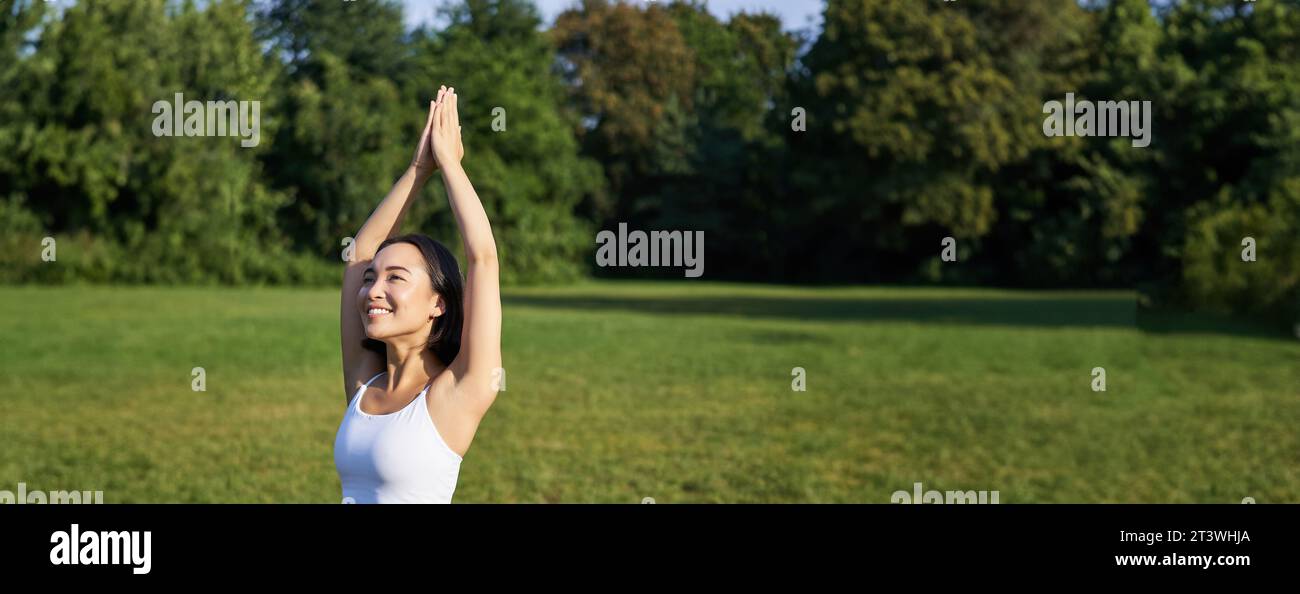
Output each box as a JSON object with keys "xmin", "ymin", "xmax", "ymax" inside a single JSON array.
[{"xmin": 333, "ymin": 372, "xmax": 463, "ymax": 504}]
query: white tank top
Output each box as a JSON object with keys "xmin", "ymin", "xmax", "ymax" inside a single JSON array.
[{"xmin": 333, "ymin": 372, "xmax": 463, "ymax": 503}]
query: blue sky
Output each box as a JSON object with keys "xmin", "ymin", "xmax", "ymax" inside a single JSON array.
[{"xmin": 400, "ymin": 0, "xmax": 823, "ymax": 32}]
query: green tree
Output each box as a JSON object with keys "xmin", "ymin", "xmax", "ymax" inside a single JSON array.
[
  {"xmin": 1157, "ymin": 0, "xmax": 1300, "ymax": 321},
  {"xmin": 791, "ymin": 0, "xmax": 1053, "ymax": 282},
  {"xmin": 977, "ymin": 0, "xmax": 1143, "ymax": 287},
  {"xmin": 255, "ymin": 0, "xmax": 411, "ymax": 258},
  {"xmin": 407, "ymin": 0, "xmax": 605, "ymax": 283},
  {"xmin": 660, "ymin": 2, "xmax": 799, "ymax": 280},
  {"xmin": 553, "ymin": 0, "xmax": 697, "ymax": 226},
  {"xmin": 0, "ymin": 0, "xmax": 309, "ymax": 284}
]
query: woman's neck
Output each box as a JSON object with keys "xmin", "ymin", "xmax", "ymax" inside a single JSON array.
[{"xmin": 383, "ymin": 341, "xmax": 444, "ymax": 392}]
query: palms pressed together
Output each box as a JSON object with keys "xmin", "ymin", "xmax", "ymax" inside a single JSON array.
[{"xmin": 411, "ymin": 85, "xmax": 464, "ymax": 172}]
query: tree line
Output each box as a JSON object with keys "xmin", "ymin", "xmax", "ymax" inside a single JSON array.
[{"xmin": 1, "ymin": 0, "xmax": 1296, "ymax": 323}]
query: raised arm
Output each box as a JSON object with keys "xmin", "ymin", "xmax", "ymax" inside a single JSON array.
[
  {"xmin": 429, "ymin": 88, "xmax": 502, "ymax": 410},
  {"xmin": 340, "ymin": 96, "xmax": 445, "ymax": 401}
]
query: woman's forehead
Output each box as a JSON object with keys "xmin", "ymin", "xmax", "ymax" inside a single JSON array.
[{"xmin": 372, "ymin": 243, "xmax": 427, "ymax": 275}]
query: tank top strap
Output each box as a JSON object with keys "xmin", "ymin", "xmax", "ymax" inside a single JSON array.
[
  {"xmin": 415, "ymin": 379, "xmax": 434, "ymax": 404},
  {"xmin": 351, "ymin": 371, "xmax": 387, "ymax": 411}
]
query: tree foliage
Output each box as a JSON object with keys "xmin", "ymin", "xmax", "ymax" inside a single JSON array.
[{"xmin": 0, "ymin": 0, "xmax": 1295, "ymax": 325}]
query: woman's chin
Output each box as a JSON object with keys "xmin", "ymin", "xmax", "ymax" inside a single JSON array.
[{"xmin": 364, "ymin": 325, "xmax": 399, "ymax": 341}]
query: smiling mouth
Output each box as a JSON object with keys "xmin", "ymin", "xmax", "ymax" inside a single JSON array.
[{"xmin": 366, "ymin": 307, "xmax": 392, "ymax": 319}]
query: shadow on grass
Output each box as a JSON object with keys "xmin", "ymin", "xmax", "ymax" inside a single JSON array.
[
  {"xmin": 505, "ymin": 291, "xmax": 1294, "ymax": 341},
  {"xmin": 506, "ymin": 293, "xmax": 1135, "ymax": 327},
  {"xmin": 1136, "ymin": 308, "xmax": 1296, "ymax": 341}
]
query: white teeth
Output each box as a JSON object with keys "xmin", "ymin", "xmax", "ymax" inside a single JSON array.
[{"xmin": 368, "ymin": 308, "xmax": 391, "ymax": 315}]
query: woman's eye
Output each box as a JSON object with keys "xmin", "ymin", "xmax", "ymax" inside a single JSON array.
[{"xmin": 389, "ymin": 275, "xmax": 403, "ymax": 281}]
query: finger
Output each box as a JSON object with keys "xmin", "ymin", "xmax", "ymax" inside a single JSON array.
[
  {"xmin": 437, "ymin": 85, "xmax": 446, "ymax": 106},
  {"xmin": 423, "ymin": 100, "xmax": 436, "ymax": 131},
  {"xmin": 450, "ymin": 91, "xmax": 459, "ymax": 131},
  {"xmin": 440, "ymin": 90, "xmax": 449, "ymax": 130}
]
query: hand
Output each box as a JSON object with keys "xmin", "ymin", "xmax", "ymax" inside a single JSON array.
[
  {"xmin": 429, "ymin": 85, "xmax": 464, "ymax": 168},
  {"xmin": 410, "ymin": 96, "xmax": 439, "ymax": 172}
]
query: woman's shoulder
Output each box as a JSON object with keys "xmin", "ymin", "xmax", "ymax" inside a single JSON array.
[{"xmin": 344, "ymin": 362, "xmax": 385, "ymax": 405}]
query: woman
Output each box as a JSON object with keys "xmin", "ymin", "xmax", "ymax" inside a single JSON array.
[{"xmin": 333, "ymin": 86, "xmax": 501, "ymax": 504}]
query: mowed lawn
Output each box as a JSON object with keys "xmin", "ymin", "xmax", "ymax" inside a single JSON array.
[{"xmin": 0, "ymin": 282, "xmax": 1296, "ymax": 503}]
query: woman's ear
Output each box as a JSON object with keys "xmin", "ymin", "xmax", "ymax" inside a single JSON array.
[{"xmin": 429, "ymin": 294, "xmax": 445, "ymax": 321}]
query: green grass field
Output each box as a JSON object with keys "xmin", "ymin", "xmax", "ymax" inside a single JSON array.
[{"xmin": 1, "ymin": 282, "xmax": 1296, "ymax": 503}]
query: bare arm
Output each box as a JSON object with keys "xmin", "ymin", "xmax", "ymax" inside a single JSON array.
[
  {"xmin": 340, "ymin": 98, "xmax": 443, "ymax": 402},
  {"xmin": 430, "ymin": 89, "xmax": 502, "ymax": 412}
]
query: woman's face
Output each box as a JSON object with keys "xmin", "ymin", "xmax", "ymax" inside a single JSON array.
[{"xmin": 358, "ymin": 243, "xmax": 442, "ymax": 343}]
